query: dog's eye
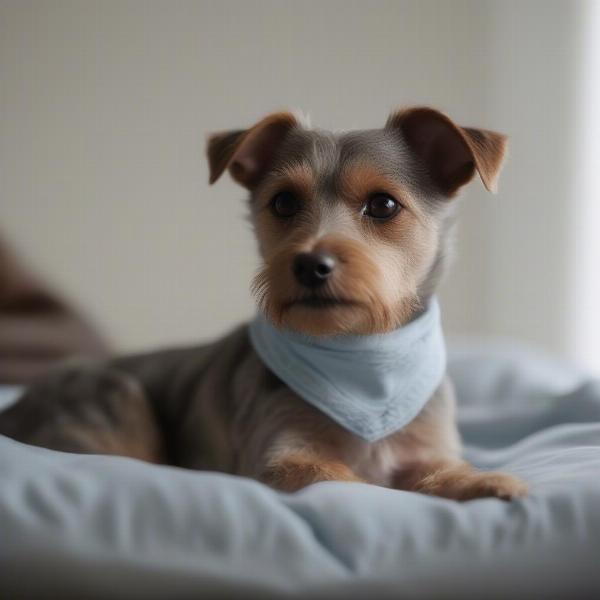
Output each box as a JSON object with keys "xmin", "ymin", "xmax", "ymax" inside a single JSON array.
[
  {"xmin": 271, "ymin": 191, "xmax": 300, "ymax": 218},
  {"xmin": 364, "ymin": 194, "xmax": 400, "ymax": 220}
]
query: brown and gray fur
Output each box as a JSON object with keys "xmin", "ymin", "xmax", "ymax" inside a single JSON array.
[{"xmin": 0, "ymin": 108, "xmax": 527, "ymax": 500}]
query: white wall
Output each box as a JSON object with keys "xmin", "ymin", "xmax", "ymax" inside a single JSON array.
[{"xmin": 0, "ymin": 1, "xmax": 588, "ymax": 358}]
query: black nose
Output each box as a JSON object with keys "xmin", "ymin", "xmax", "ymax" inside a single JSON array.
[{"xmin": 292, "ymin": 251, "xmax": 336, "ymax": 288}]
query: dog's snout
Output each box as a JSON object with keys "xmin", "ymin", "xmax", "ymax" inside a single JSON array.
[{"xmin": 293, "ymin": 252, "xmax": 336, "ymax": 288}]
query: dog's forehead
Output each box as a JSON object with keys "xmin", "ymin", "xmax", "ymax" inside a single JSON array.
[
  {"xmin": 273, "ymin": 127, "xmax": 416, "ymax": 186},
  {"xmin": 338, "ymin": 129, "xmax": 410, "ymax": 169}
]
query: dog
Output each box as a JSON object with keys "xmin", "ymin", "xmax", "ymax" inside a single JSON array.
[{"xmin": 0, "ymin": 107, "xmax": 527, "ymax": 501}]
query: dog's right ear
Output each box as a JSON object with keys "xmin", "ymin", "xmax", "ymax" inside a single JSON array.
[{"xmin": 207, "ymin": 112, "xmax": 300, "ymax": 189}]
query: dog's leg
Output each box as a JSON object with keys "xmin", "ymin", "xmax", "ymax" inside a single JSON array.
[
  {"xmin": 390, "ymin": 379, "xmax": 527, "ymax": 501},
  {"xmin": 0, "ymin": 365, "xmax": 165, "ymax": 463},
  {"xmin": 262, "ymin": 451, "xmax": 364, "ymax": 492},
  {"xmin": 259, "ymin": 428, "xmax": 364, "ymax": 492},
  {"xmin": 393, "ymin": 460, "xmax": 528, "ymax": 501}
]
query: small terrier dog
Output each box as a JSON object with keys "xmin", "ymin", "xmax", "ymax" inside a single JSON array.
[{"xmin": 0, "ymin": 107, "xmax": 527, "ymax": 501}]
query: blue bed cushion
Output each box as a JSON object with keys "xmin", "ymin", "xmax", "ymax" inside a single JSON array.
[{"xmin": 1, "ymin": 341, "xmax": 599, "ymax": 597}]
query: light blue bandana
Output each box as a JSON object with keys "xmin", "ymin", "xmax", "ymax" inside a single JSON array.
[{"xmin": 248, "ymin": 299, "xmax": 446, "ymax": 442}]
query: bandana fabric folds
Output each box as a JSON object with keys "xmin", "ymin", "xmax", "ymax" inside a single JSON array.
[{"xmin": 249, "ymin": 299, "xmax": 446, "ymax": 442}]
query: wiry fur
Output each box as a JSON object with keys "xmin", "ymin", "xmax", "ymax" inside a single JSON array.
[{"xmin": 0, "ymin": 107, "xmax": 526, "ymax": 501}]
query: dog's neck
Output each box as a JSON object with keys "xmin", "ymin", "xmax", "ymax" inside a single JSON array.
[{"xmin": 248, "ymin": 298, "xmax": 446, "ymax": 442}]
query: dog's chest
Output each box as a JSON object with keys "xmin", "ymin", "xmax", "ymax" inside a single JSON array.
[
  {"xmin": 344, "ymin": 430, "xmax": 431, "ymax": 487},
  {"xmin": 350, "ymin": 438, "xmax": 401, "ymax": 486}
]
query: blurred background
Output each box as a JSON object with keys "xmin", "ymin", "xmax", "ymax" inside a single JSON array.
[{"xmin": 1, "ymin": 0, "xmax": 598, "ymax": 372}]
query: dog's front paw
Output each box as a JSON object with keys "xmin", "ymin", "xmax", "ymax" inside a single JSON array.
[
  {"xmin": 453, "ymin": 471, "xmax": 528, "ymax": 501},
  {"xmin": 416, "ymin": 465, "xmax": 528, "ymax": 501}
]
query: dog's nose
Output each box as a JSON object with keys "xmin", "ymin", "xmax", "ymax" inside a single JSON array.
[{"xmin": 292, "ymin": 252, "xmax": 336, "ymax": 288}]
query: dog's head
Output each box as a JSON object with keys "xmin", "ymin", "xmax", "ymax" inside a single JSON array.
[{"xmin": 207, "ymin": 108, "xmax": 506, "ymax": 335}]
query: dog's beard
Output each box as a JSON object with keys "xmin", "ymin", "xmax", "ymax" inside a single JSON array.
[{"xmin": 251, "ymin": 239, "xmax": 420, "ymax": 336}]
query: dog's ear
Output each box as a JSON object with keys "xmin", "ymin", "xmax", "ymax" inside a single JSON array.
[
  {"xmin": 207, "ymin": 112, "xmax": 300, "ymax": 188},
  {"xmin": 387, "ymin": 107, "xmax": 507, "ymax": 196}
]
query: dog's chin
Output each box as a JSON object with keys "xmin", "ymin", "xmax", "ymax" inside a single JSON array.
[
  {"xmin": 276, "ymin": 300, "xmax": 370, "ymax": 336},
  {"xmin": 260, "ymin": 291, "xmax": 416, "ymax": 336}
]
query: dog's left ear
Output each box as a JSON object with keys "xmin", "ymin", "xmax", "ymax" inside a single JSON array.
[
  {"xmin": 387, "ymin": 107, "xmax": 507, "ymax": 196},
  {"xmin": 207, "ymin": 111, "xmax": 300, "ymax": 189}
]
